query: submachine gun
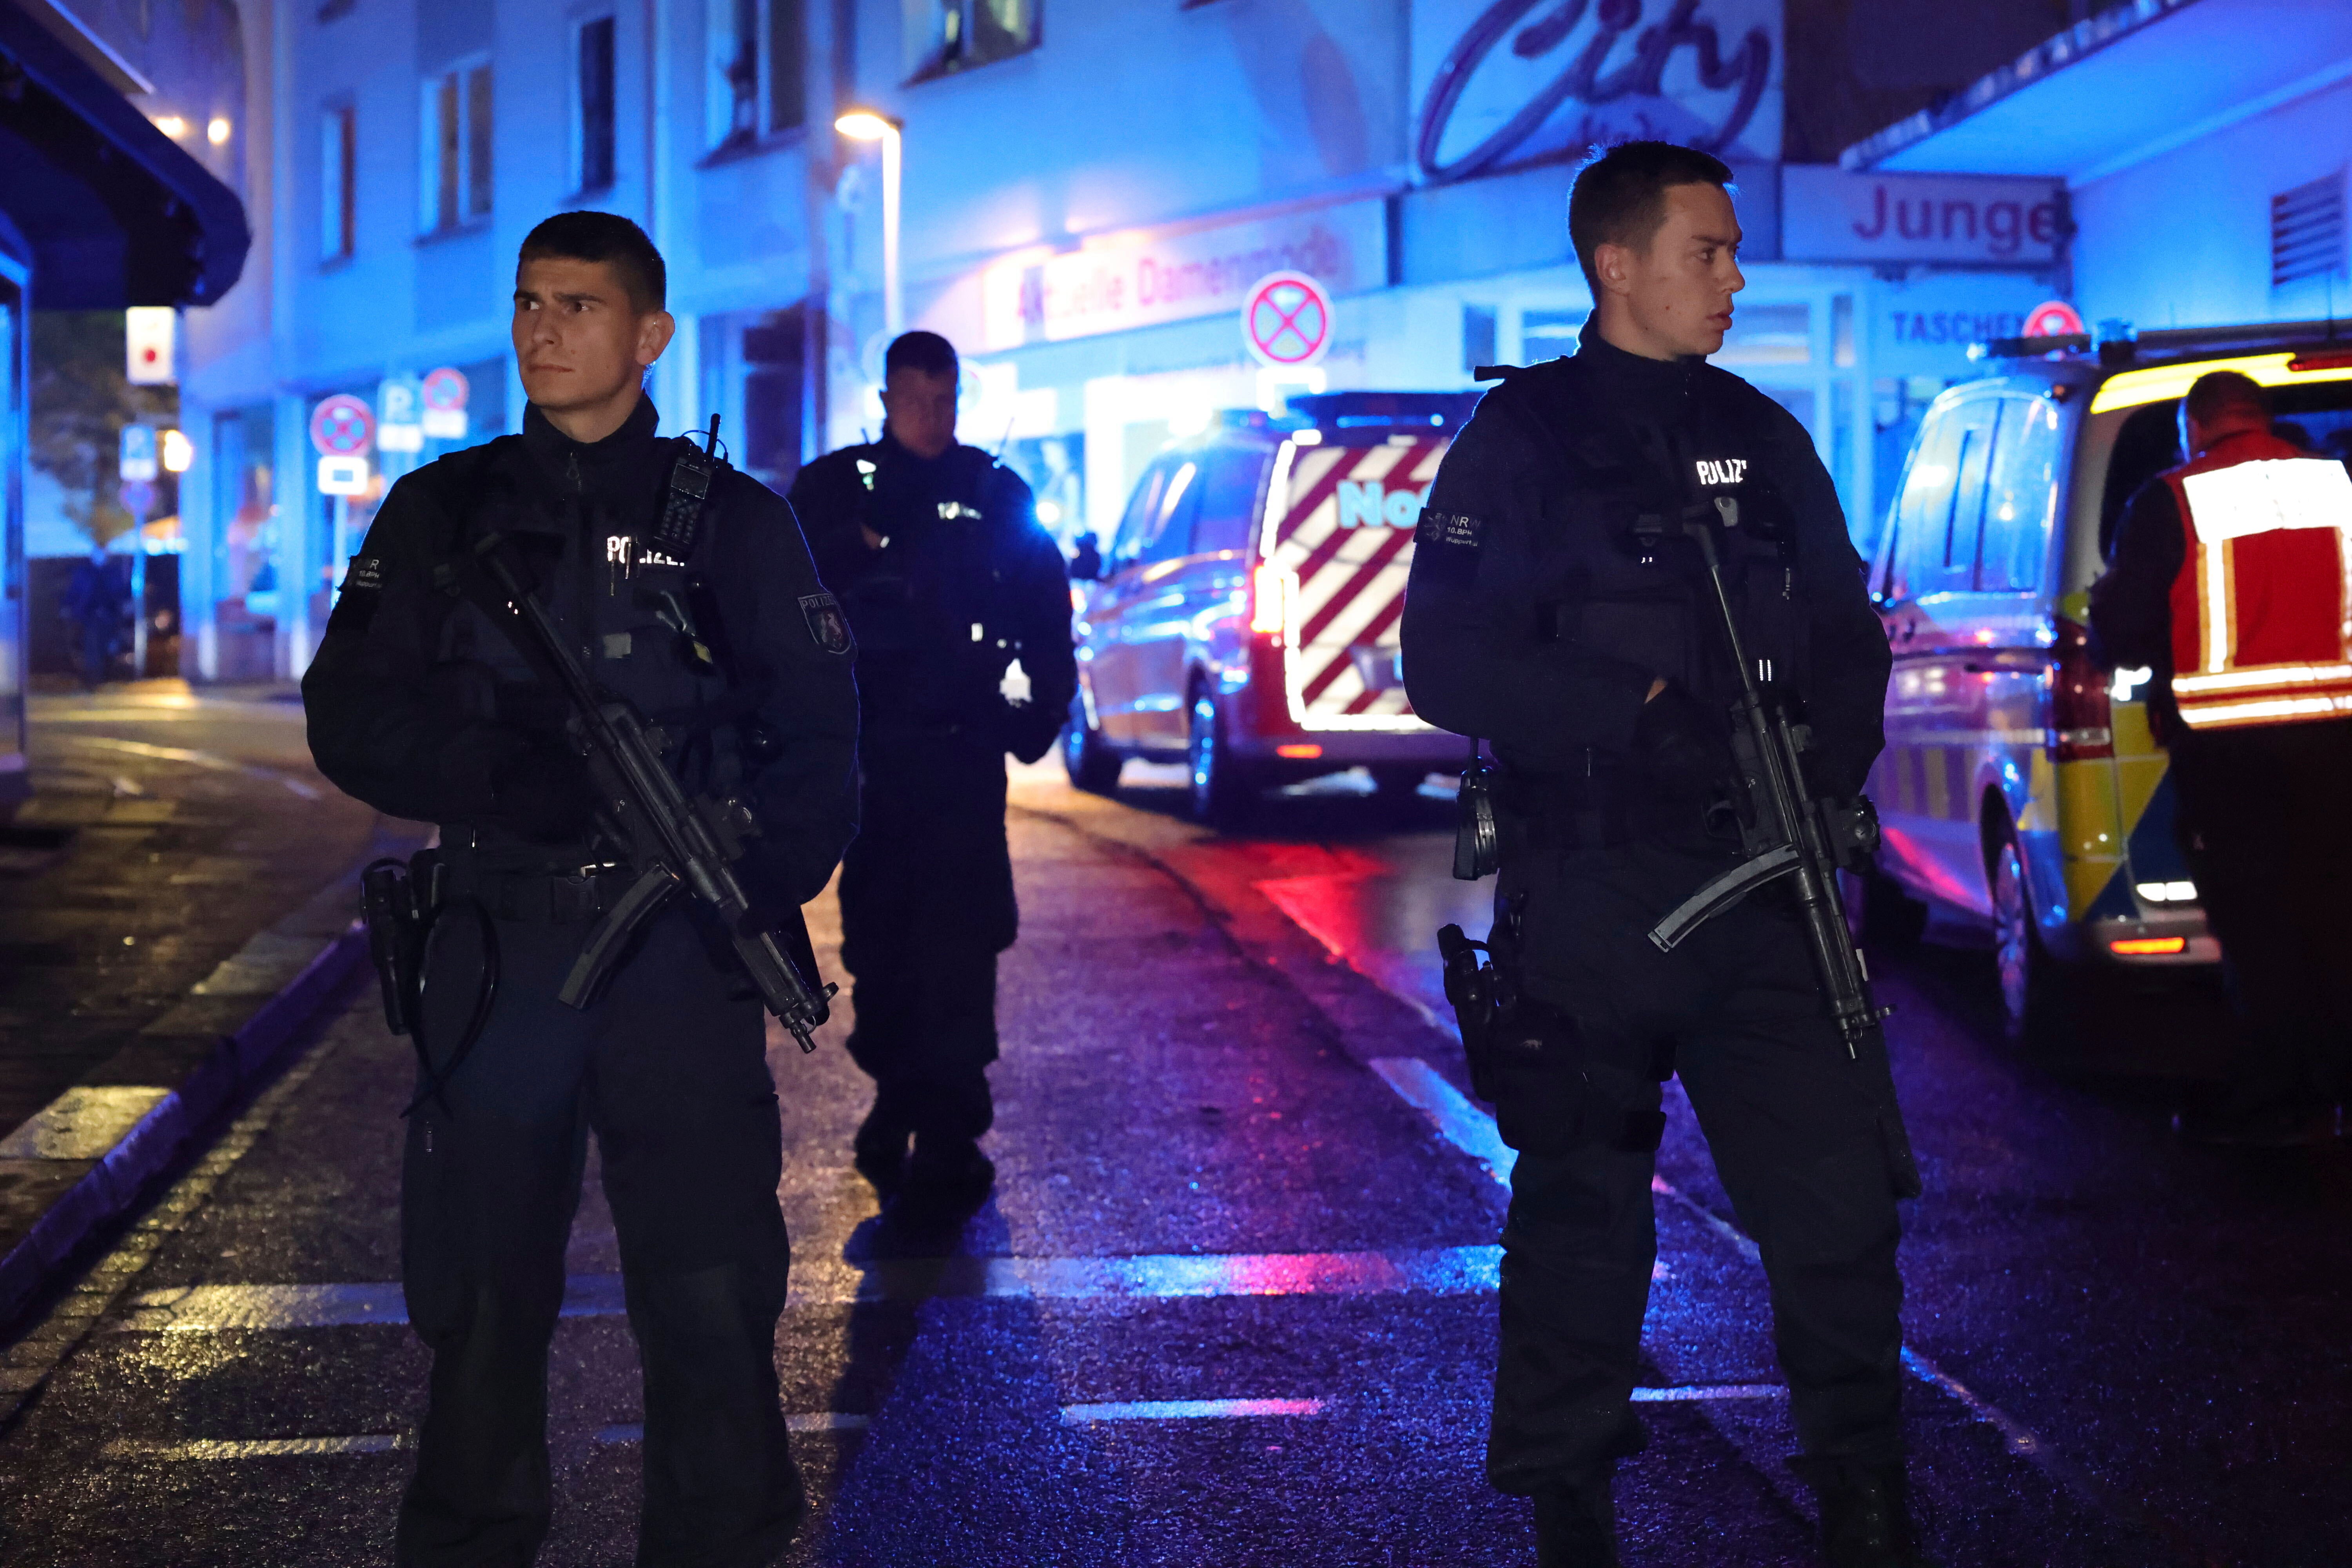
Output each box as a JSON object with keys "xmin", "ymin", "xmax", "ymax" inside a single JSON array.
[
  {"xmin": 1637, "ymin": 499, "xmax": 1889, "ymax": 1056},
  {"xmin": 466, "ymin": 530, "xmax": 837, "ymax": 1054}
]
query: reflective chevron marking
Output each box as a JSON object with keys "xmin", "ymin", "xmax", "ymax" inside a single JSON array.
[{"xmin": 1271, "ymin": 438, "xmax": 1447, "ymax": 727}]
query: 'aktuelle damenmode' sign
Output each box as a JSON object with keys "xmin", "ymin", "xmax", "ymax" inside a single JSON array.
[{"xmin": 975, "ymin": 201, "xmax": 1383, "ymax": 351}]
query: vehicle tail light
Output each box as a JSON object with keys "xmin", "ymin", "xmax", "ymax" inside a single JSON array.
[
  {"xmin": 1250, "ymin": 564, "xmax": 1296, "ymax": 637},
  {"xmin": 1276, "ymin": 743, "xmax": 1322, "ymax": 759},
  {"xmin": 2111, "ymin": 936, "xmax": 2187, "ymax": 955},
  {"xmin": 2051, "ymin": 618, "xmax": 2113, "ymax": 761}
]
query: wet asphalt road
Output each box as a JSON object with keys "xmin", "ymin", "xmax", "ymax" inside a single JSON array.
[
  {"xmin": 2, "ymin": 759, "xmax": 2348, "ymax": 1566},
  {"xmin": 0, "ymin": 681, "xmax": 383, "ymax": 1135}
]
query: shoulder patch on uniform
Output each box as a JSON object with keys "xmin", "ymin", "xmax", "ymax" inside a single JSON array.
[
  {"xmin": 343, "ymin": 556, "xmax": 384, "ymax": 592},
  {"xmin": 799, "ymin": 592, "xmax": 853, "ymax": 655},
  {"xmin": 1414, "ymin": 510, "xmax": 1485, "ymax": 589}
]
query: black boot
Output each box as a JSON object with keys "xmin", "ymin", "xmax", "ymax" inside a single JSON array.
[
  {"xmin": 898, "ymin": 1136, "xmax": 995, "ymax": 1228},
  {"xmin": 1796, "ymin": 1458, "xmax": 1927, "ymax": 1568},
  {"xmin": 852, "ymin": 1104, "xmax": 910, "ymax": 1196},
  {"xmin": 1531, "ymin": 1468, "xmax": 1618, "ymax": 1568}
]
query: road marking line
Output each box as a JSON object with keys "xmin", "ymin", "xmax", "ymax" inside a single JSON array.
[
  {"xmin": 1368, "ymin": 1056, "xmax": 1515, "ymax": 1184},
  {"xmin": 594, "ymin": 1416, "xmax": 870, "ymax": 1444},
  {"xmin": 1629, "ymin": 1384, "xmax": 1786, "ymax": 1402},
  {"xmin": 103, "ymin": 1434, "xmax": 407, "ymax": 1460},
  {"xmin": 65, "ymin": 736, "xmax": 323, "ymax": 800},
  {"xmin": 114, "ymin": 1247, "xmax": 1512, "ymax": 1331},
  {"xmin": 1060, "ymin": 1398, "xmax": 1324, "ymax": 1423}
]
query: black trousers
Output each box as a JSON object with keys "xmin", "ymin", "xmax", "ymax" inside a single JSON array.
[
  {"xmin": 2167, "ymin": 718, "xmax": 2352, "ymax": 1113},
  {"xmin": 837, "ymin": 735, "xmax": 1014, "ymax": 1143},
  {"xmin": 1486, "ymin": 840, "xmax": 1913, "ymax": 1495},
  {"xmin": 397, "ymin": 902, "xmax": 802, "ymax": 1568}
]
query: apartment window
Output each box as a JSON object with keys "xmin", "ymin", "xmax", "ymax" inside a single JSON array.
[
  {"xmin": 420, "ymin": 59, "xmax": 494, "ymax": 233},
  {"xmin": 2272, "ymin": 171, "xmax": 2346, "ymax": 288},
  {"xmin": 320, "ymin": 103, "xmax": 355, "ymax": 261},
  {"xmin": 709, "ymin": 0, "xmax": 803, "ymax": 151},
  {"xmin": 577, "ymin": 16, "xmax": 616, "ymax": 191},
  {"xmin": 905, "ymin": 0, "xmax": 1035, "ymax": 83}
]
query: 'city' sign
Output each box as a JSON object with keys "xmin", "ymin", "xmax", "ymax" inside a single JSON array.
[
  {"xmin": 1412, "ymin": 0, "xmax": 1783, "ymax": 184},
  {"xmin": 1781, "ymin": 168, "xmax": 2065, "ymax": 267}
]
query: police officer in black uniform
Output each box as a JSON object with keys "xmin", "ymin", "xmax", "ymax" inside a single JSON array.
[
  {"xmin": 788, "ymin": 331, "xmax": 1075, "ymax": 1220},
  {"xmin": 303, "ymin": 213, "xmax": 858, "ymax": 1566},
  {"xmin": 1402, "ymin": 145, "xmax": 1920, "ymax": 1567}
]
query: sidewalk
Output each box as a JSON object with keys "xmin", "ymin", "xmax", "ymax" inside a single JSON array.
[{"xmin": 0, "ymin": 682, "xmax": 424, "ymax": 1329}]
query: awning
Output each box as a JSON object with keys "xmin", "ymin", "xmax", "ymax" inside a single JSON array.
[
  {"xmin": 1841, "ymin": 0, "xmax": 2352, "ymax": 185},
  {"xmin": 0, "ymin": 0, "xmax": 249, "ymax": 307}
]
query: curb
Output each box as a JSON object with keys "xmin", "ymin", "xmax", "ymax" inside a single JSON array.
[{"xmin": 0, "ymin": 920, "xmax": 371, "ymax": 1330}]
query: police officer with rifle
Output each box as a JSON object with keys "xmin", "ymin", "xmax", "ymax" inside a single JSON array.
[
  {"xmin": 1403, "ymin": 144, "xmax": 1923, "ymax": 1567},
  {"xmin": 307, "ymin": 212, "xmax": 858, "ymax": 1567}
]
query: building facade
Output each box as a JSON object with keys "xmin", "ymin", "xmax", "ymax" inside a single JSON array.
[
  {"xmin": 182, "ymin": 0, "xmax": 2065, "ymax": 681},
  {"xmin": 1845, "ymin": 0, "xmax": 2352, "ymax": 341}
]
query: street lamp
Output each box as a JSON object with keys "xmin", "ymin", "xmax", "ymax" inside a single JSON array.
[{"xmin": 834, "ymin": 109, "xmax": 903, "ymax": 339}]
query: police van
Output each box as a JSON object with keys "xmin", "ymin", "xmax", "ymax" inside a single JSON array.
[
  {"xmin": 1062, "ymin": 392, "xmax": 1480, "ymax": 825},
  {"xmin": 1856, "ymin": 321, "xmax": 2352, "ymax": 1038}
]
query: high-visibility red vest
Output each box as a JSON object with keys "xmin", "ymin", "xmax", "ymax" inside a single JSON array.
[{"xmin": 2163, "ymin": 429, "xmax": 2352, "ymax": 730}]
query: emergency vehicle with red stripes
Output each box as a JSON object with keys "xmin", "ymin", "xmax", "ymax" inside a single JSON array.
[
  {"xmin": 1853, "ymin": 320, "xmax": 2352, "ymax": 1043},
  {"xmin": 1062, "ymin": 392, "xmax": 1481, "ymax": 825}
]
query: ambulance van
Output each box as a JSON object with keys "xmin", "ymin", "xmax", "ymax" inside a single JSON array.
[
  {"xmin": 1858, "ymin": 321, "xmax": 2352, "ymax": 1039},
  {"xmin": 1062, "ymin": 392, "xmax": 1480, "ymax": 826}
]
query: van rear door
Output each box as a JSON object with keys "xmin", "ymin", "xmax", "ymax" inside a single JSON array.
[{"xmin": 1262, "ymin": 432, "xmax": 1449, "ymax": 731}]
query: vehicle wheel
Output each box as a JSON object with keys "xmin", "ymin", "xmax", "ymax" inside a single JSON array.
[
  {"xmin": 1061, "ymin": 702, "xmax": 1122, "ymax": 794},
  {"xmin": 1991, "ymin": 821, "xmax": 2072, "ymax": 1046},
  {"xmin": 1840, "ymin": 862, "xmax": 1927, "ymax": 952},
  {"xmin": 1187, "ymin": 688, "xmax": 1254, "ymax": 829}
]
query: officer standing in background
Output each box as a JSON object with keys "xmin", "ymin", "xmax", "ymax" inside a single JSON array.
[
  {"xmin": 304, "ymin": 212, "xmax": 859, "ymax": 1566},
  {"xmin": 2090, "ymin": 370, "xmax": 2352, "ymax": 1146},
  {"xmin": 1403, "ymin": 143, "xmax": 1920, "ymax": 1568},
  {"xmin": 789, "ymin": 330, "xmax": 1076, "ymax": 1222}
]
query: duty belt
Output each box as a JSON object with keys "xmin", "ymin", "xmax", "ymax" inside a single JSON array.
[{"xmin": 435, "ymin": 843, "xmax": 637, "ymax": 924}]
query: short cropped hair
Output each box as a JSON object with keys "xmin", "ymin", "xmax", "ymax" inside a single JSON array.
[
  {"xmin": 885, "ymin": 330, "xmax": 959, "ymax": 381},
  {"xmin": 1568, "ymin": 141, "xmax": 1734, "ymax": 295},
  {"xmin": 2182, "ymin": 370, "xmax": 2271, "ymax": 431},
  {"xmin": 517, "ymin": 211, "xmax": 666, "ymax": 314}
]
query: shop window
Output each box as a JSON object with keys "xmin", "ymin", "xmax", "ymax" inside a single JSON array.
[
  {"xmin": 1001, "ymin": 435, "xmax": 1085, "ymax": 543},
  {"xmin": 905, "ymin": 0, "xmax": 1036, "ymax": 83},
  {"xmin": 1519, "ymin": 309, "xmax": 1579, "ymax": 365},
  {"xmin": 419, "ymin": 59, "xmax": 494, "ymax": 233},
  {"xmin": 1461, "ymin": 305, "xmax": 1496, "ymax": 373},
  {"xmin": 710, "ymin": 0, "xmax": 805, "ymax": 151},
  {"xmin": 2271, "ymin": 171, "xmax": 2345, "ymax": 289},
  {"xmin": 1716, "ymin": 302, "xmax": 1810, "ymax": 366},
  {"xmin": 576, "ymin": 16, "xmax": 616, "ymax": 192},
  {"xmin": 1976, "ymin": 397, "xmax": 2061, "ymax": 593},
  {"xmin": 320, "ymin": 103, "xmax": 355, "ymax": 262}
]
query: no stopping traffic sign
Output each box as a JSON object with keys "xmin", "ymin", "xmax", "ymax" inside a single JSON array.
[
  {"xmin": 310, "ymin": 394, "xmax": 376, "ymax": 457},
  {"xmin": 1242, "ymin": 272, "xmax": 1332, "ymax": 368}
]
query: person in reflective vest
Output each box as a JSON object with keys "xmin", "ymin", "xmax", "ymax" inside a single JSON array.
[{"xmin": 2091, "ymin": 369, "xmax": 2352, "ymax": 1145}]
